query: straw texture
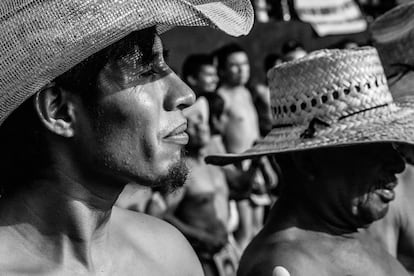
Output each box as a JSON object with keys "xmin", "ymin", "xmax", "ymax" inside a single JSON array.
[
  {"xmin": 370, "ymin": 1, "xmax": 414, "ymax": 78},
  {"xmin": 0, "ymin": 0, "xmax": 254, "ymax": 126},
  {"xmin": 206, "ymin": 47, "xmax": 414, "ymax": 165}
]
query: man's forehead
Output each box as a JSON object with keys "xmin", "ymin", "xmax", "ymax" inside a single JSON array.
[
  {"xmin": 227, "ymin": 51, "xmax": 249, "ymax": 64},
  {"xmin": 98, "ymin": 29, "xmax": 166, "ymax": 90},
  {"xmin": 199, "ymin": 64, "xmax": 217, "ymax": 74}
]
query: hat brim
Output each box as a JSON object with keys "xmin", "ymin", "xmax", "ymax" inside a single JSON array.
[
  {"xmin": 205, "ymin": 100, "xmax": 414, "ymax": 166},
  {"xmin": 0, "ymin": 0, "xmax": 253, "ymax": 126}
]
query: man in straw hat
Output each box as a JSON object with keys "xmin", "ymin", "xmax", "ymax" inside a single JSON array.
[
  {"xmin": 0, "ymin": 0, "xmax": 253, "ymax": 274},
  {"xmin": 206, "ymin": 47, "xmax": 414, "ymax": 276},
  {"xmin": 368, "ymin": 2, "xmax": 414, "ymax": 273}
]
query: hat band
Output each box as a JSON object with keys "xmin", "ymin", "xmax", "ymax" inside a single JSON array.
[{"xmin": 272, "ymin": 103, "xmax": 391, "ymax": 139}]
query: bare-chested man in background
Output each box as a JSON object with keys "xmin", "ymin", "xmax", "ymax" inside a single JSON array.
[
  {"xmin": 215, "ymin": 43, "xmax": 271, "ymax": 251},
  {"xmin": 215, "ymin": 43, "xmax": 260, "ymax": 155},
  {"xmin": 164, "ymin": 98, "xmax": 240, "ymax": 276}
]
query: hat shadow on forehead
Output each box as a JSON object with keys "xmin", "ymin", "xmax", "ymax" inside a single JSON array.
[
  {"xmin": 0, "ymin": 0, "xmax": 254, "ymax": 127},
  {"xmin": 206, "ymin": 47, "xmax": 414, "ymax": 166}
]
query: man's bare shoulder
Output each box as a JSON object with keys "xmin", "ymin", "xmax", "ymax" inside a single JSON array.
[
  {"xmin": 111, "ymin": 206, "xmax": 203, "ymax": 275},
  {"xmin": 238, "ymin": 229, "xmax": 322, "ymax": 276},
  {"xmin": 0, "ymin": 226, "xmax": 51, "ymax": 274}
]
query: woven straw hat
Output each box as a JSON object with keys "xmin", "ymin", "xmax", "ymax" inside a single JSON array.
[
  {"xmin": 206, "ymin": 47, "xmax": 414, "ymax": 165},
  {"xmin": 0, "ymin": 0, "xmax": 253, "ymax": 127},
  {"xmin": 370, "ymin": 2, "xmax": 414, "ymax": 79}
]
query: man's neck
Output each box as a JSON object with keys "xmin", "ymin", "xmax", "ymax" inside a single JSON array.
[
  {"xmin": 270, "ymin": 190, "xmax": 360, "ymax": 236},
  {"xmin": 221, "ymin": 82, "xmax": 246, "ymax": 90},
  {"xmin": 0, "ymin": 167, "xmax": 123, "ymax": 270}
]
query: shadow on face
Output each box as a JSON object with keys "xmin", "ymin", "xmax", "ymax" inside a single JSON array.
[{"xmin": 279, "ymin": 143, "xmax": 405, "ymax": 227}]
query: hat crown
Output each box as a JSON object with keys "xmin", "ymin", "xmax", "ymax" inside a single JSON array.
[
  {"xmin": 0, "ymin": 0, "xmax": 253, "ymax": 127},
  {"xmin": 268, "ymin": 47, "xmax": 392, "ymax": 126}
]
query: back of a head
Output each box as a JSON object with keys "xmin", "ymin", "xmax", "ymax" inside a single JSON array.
[
  {"xmin": 264, "ymin": 53, "xmax": 283, "ymax": 73},
  {"xmin": 0, "ymin": 96, "xmax": 47, "ymax": 195},
  {"xmin": 282, "ymin": 40, "xmax": 307, "ymax": 62},
  {"xmin": 282, "ymin": 40, "xmax": 303, "ymax": 54},
  {"xmin": 181, "ymin": 53, "xmax": 215, "ymax": 84}
]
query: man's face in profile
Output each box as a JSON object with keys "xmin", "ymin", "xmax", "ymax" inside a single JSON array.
[
  {"xmin": 76, "ymin": 28, "xmax": 194, "ymax": 193},
  {"xmin": 307, "ymin": 144, "xmax": 405, "ymax": 226}
]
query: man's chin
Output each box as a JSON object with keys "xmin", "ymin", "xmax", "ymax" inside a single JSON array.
[
  {"xmin": 151, "ymin": 159, "xmax": 189, "ymax": 195},
  {"xmin": 359, "ymin": 205, "xmax": 389, "ymax": 225}
]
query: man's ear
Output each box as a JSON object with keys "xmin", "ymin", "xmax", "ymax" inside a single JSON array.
[{"xmin": 34, "ymin": 84, "xmax": 76, "ymax": 138}]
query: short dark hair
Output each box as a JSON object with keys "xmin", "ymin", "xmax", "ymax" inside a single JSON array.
[
  {"xmin": 181, "ymin": 53, "xmax": 215, "ymax": 84},
  {"xmin": 281, "ymin": 40, "xmax": 304, "ymax": 55},
  {"xmin": 214, "ymin": 43, "xmax": 246, "ymax": 71},
  {"xmin": 0, "ymin": 27, "xmax": 157, "ymax": 196},
  {"xmin": 264, "ymin": 53, "xmax": 282, "ymax": 72}
]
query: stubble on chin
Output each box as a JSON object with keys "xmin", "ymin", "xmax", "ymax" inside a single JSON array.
[{"xmin": 151, "ymin": 149, "xmax": 189, "ymax": 195}]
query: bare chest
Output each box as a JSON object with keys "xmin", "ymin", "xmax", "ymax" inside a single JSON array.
[
  {"xmin": 226, "ymin": 92, "xmax": 258, "ymax": 122},
  {"xmin": 186, "ymin": 164, "xmax": 228, "ymax": 196}
]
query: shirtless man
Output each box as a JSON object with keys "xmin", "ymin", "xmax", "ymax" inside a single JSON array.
[
  {"xmin": 215, "ymin": 43, "xmax": 270, "ymax": 251},
  {"xmin": 0, "ymin": 1, "xmax": 253, "ymax": 275},
  {"xmin": 240, "ymin": 144, "xmax": 409, "ymax": 276},
  {"xmin": 164, "ymin": 98, "xmax": 239, "ymax": 276},
  {"xmin": 215, "ymin": 43, "xmax": 260, "ymax": 155},
  {"xmin": 206, "ymin": 47, "xmax": 414, "ymax": 276},
  {"xmin": 368, "ymin": 3, "xmax": 414, "ymax": 273}
]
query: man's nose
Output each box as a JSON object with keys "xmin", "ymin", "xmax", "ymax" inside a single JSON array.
[{"xmin": 164, "ymin": 72, "xmax": 196, "ymax": 111}]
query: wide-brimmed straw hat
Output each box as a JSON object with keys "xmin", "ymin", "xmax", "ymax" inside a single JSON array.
[
  {"xmin": 0, "ymin": 0, "xmax": 253, "ymax": 127},
  {"xmin": 370, "ymin": 2, "xmax": 414, "ymax": 99},
  {"xmin": 206, "ymin": 47, "xmax": 414, "ymax": 165}
]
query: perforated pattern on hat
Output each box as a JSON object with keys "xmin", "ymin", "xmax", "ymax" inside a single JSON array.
[
  {"xmin": 205, "ymin": 47, "xmax": 414, "ymax": 165},
  {"xmin": 268, "ymin": 48, "xmax": 392, "ymax": 125}
]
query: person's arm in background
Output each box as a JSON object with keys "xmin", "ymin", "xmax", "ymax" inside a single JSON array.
[{"xmin": 162, "ymin": 185, "xmax": 227, "ymax": 254}]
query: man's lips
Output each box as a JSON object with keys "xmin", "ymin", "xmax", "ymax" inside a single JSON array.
[
  {"xmin": 375, "ymin": 188, "xmax": 395, "ymax": 202},
  {"xmin": 375, "ymin": 175, "xmax": 398, "ymax": 203},
  {"xmin": 163, "ymin": 123, "xmax": 189, "ymax": 145}
]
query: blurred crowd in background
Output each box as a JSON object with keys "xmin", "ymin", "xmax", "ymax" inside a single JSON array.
[{"xmin": 115, "ymin": 1, "xmax": 411, "ymax": 276}]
